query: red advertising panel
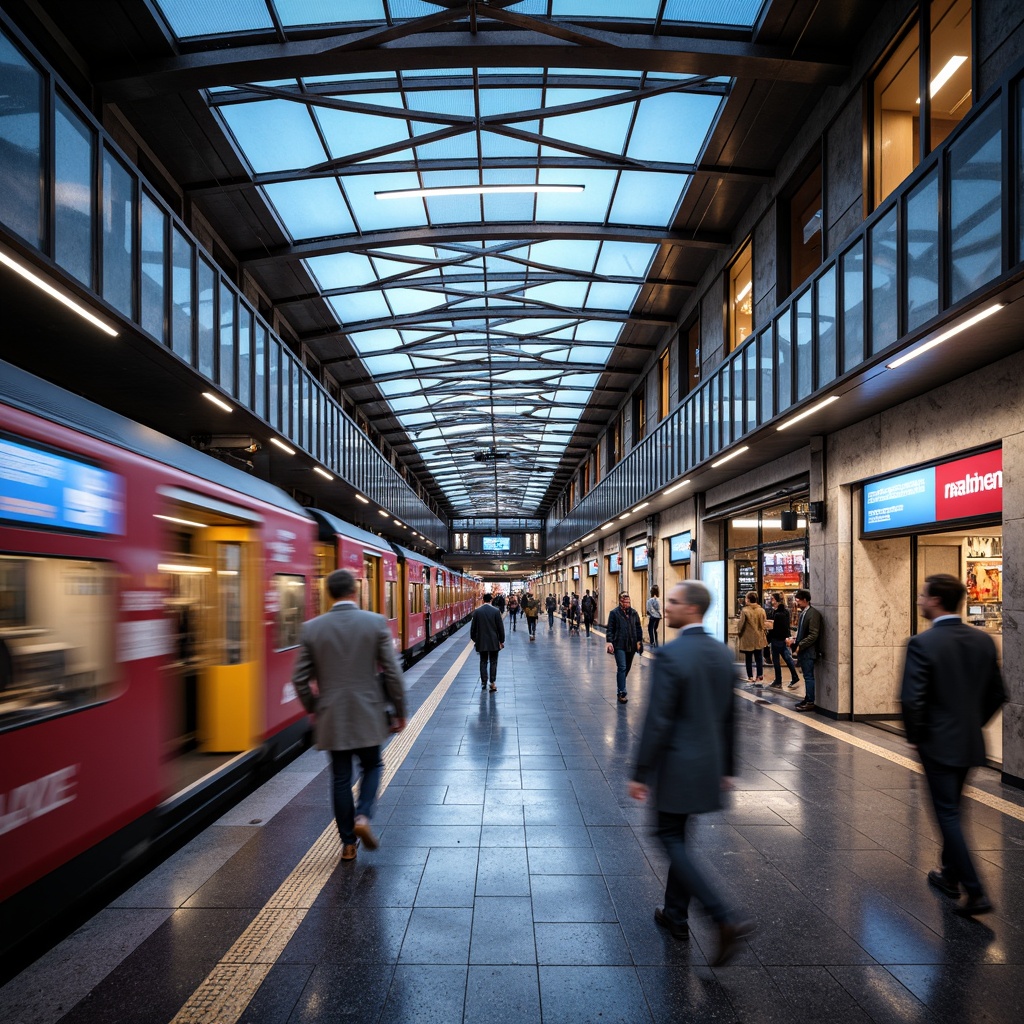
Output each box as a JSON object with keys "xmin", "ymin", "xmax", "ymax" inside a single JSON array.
[{"xmin": 934, "ymin": 449, "xmax": 1002, "ymax": 523}]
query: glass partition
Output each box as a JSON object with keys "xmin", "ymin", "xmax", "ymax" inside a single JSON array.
[
  {"xmin": 776, "ymin": 310, "xmax": 792, "ymax": 412},
  {"xmin": 197, "ymin": 258, "xmax": 216, "ymax": 379},
  {"xmin": 869, "ymin": 207, "xmax": 898, "ymax": 353},
  {"xmin": 54, "ymin": 96, "xmax": 93, "ymax": 288},
  {"xmin": 816, "ymin": 265, "xmax": 837, "ymax": 387},
  {"xmin": 842, "ymin": 240, "xmax": 865, "ymax": 371},
  {"xmin": 758, "ymin": 326, "xmax": 774, "ymax": 423},
  {"xmin": 101, "ymin": 148, "xmax": 134, "ymax": 318},
  {"xmin": 141, "ymin": 191, "xmax": 167, "ymax": 343},
  {"xmin": 0, "ymin": 33, "xmax": 43, "ymax": 247},
  {"xmin": 795, "ymin": 288, "xmax": 813, "ymax": 401},
  {"xmin": 905, "ymin": 169, "xmax": 940, "ymax": 330},
  {"xmin": 171, "ymin": 225, "xmax": 193, "ymax": 361}
]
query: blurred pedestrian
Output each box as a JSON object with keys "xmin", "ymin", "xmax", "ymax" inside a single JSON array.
[
  {"xmin": 521, "ymin": 589, "xmax": 539, "ymax": 641},
  {"xmin": 606, "ymin": 591, "xmax": 643, "ymax": 704},
  {"xmin": 646, "ymin": 585, "xmax": 662, "ymax": 648}
]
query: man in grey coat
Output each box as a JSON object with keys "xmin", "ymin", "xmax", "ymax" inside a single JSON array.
[
  {"xmin": 900, "ymin": 573, "xmax": 1006, "ymax": 916},
  {"xmin": 471, "ymin": 592, "xmax": 505, "ymax": 691},
  {"xmin": 629, "ymin": 580, "xmax": 754, "ymax": 966},
  {"xmin": 292, "ymin": 569, "xmax": 406, "ymax": 861}
]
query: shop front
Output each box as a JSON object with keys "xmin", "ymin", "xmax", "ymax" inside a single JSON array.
[{"xmin": 858, "ymin": 446, "xmax": 1003, "ymax": 762}]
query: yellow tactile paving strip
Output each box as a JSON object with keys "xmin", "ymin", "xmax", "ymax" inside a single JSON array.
[
  {"xmin": 170, "ymin": 641, "xmax": 475, "ymax": 1024},
  {"xmin": 736, "ymin": 688, "xmax": 1024, "ymax": 823}
]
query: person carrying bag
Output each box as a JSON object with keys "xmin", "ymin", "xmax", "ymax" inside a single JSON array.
[{"xmin": 737, "ymin": 590, "xmax": 768, "ymax": 686}]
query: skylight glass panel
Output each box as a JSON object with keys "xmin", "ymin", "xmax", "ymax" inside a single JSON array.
[
  {"xmin": 483, "ymin": 192, "xmax": 537, "ymax": 222},
  {"xmin": 315, "ymin": 106, "xmax": 411, "ymax": 161},
  {"xmin": 536, "ymin": 168, "xmax": 614, "ymax": 222},
  {"xmin": 663, "ymin": 0, "xmax": 766, "ymax": 27},
  {"xmin": 595, "ymin": 241, "xmax": 657, "ymax": 277},
  {"xmin": 541, "ymin": 94, "xmax": 632, "ymax": 155},
  {"xmin": 567, "ymin": 345, "xmax": 614, "ymax": 363},
  {"xmin": 219, "ymin": 101, "xmax": 326, "ymax": 172},
  {"xmin": 523, "ymin": 282, "xmax": 589, "ymax": 307},
  {"xmin": 347, "ymin": 329, "xmax": 403, "ymax": 353},
  {"xmin": 573, "ymin": 319, "xmax": 622, "ymax": 341},
  {"xmin": 387, "ymin": 288, "xmax": 447, "ymax": 315},
  {"xmin": 550, "ymin": 0, "xmax": 661, "ymax": 15},
  {"xmin": 609, "ymin": 171, "xmax": 689, "ymax": 226},
  {"xmin": 305, "ymin": 252, "xmax": 378, "ymax": 290},
  {"xmin": 480, "ymin": 124, "xmax": 541, "ymax": 159},
  {"xmin": 274, "ymin": 0, "xmax": 386, "ymax": 26},
  {"xmin": 409, "ymin": 90, "xmax": 477, "ymax": 119},
  {"xmin": 626, "ymin": 92, "xmax": 722, "ymax": 163},
  {"xmin": 426, "ymin": 194, "xmax": 483, "ymax": 224},
  {"xmin": 527, "ymin": 239, "xmax": 600, "ymax": 271},
  {"xmin": 329, "ymin": 290, "xmax": 391, "ymax": 324},
  {"xmin": 154, "ymin": 0, "xmax": 272, "ymax": 38},
  {"xmin": 414, "ymin": 132, "xmax": 479, "ymax": 161},
  {"xmin": 585, "ymin": 281, "xmax": 640, "ymax": 307},
  {"xmin": 262, "ymin": 180, "xmax": 355, "ymax": 239},
  {"xmin": 341, "ymin": 172, "xmax": 427, "ymax": 231},
  {"xmin": 362, "ymin": 352, "xmax": 413, "ymax": 375},
  {"xmin": 400, "ymin": 67, "xmax": 474, "ymax": 78},
  {"xmin": 479, "ymin": 88, "xmax": 543, "ymax": 118}
]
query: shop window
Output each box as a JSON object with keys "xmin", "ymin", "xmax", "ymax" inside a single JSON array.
[
  {"xmin": 632, "ymin": 391, "xmax": 646, "ymax": 445},
  {"xmin": 872, "ymin": 0, "xmax": 972, "ymax": 209},
  {"xmin": 787, "ymin": 158, "xmax": 822, "ymax": 296},
  {"xmin": 55, "ymin": 96, "xmax": 94, "ymax": 288},
  {"xmin": 607, "ymin": 416, "xmax": 622, "ymax": 468},
  {"xmin": 659, "ymin": 347, "xmax": 671, "ymax": 420},
  {"xmin": 728, "ymin": 240, "xmax": 753, "ymax": 351}
]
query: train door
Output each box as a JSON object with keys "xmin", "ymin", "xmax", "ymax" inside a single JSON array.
[
  {"xmin": 361, "ymin": 553, "xmax": 381, "ymax": 612},
  {"xmin": 423, "ymin": 565, "xmax": 432, "ymax": 638},
  {"xmin": 313, "ymin": 540, "xmax": 335, "ymax": 615}
]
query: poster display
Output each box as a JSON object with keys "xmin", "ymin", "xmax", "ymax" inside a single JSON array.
[{"xmin": 702, "ymin": 560, "xmax": 726, "ymax": 643}]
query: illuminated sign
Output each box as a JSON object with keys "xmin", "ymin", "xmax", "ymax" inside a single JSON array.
[
  {"xmin": 572, "ymin": 565, "xmax": 580, "ymax": 580},
  {"xmin": 0, "ymin": 436, "xmax": 124, "ymax": 535},
  {"xmin": 863, "ymin": 449, "xmax": 1002, "ymax": 534},
  {"xmin": 608, "ymin": 552, "xmax": 621, "ymax": 573},
  {"xmin": 631, "ymin": 545, "xmax": 648, "ymax": 570},
  {"xmin": 669, "ymin": 531, "xmax": 692, "ymax": 563},
  {"xmin": 482, "ymin": 536, "xmax": 511, "ymax": 552},
  {"xmin": 587, "ymin": 558, "xmax": 599, "ymax": 577}
]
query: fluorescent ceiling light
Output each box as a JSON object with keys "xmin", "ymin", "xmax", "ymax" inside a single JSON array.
[
  {"xmin": 886, "ymin": 303, "xmax": 1003, "ymax": 369},
  {"xmin": 378, "ymin": 509, "xmax": 390, "ymax": 517},
  {"xmin": 376, "ymin": 183, "xmax": 585, "ymax": 200},
  {"xmin": 663, "ymin": 479, "xmax": 691, "ymax": 495},
  {"xmin": 632, "ymin": 502, "xmax": 649, "ymax": 513},
  {"xmin": 618, "ymin": 512, "xmax": 631, "ymax": 520},
  {"xmin": 711, "ymin": 445, "xmax": 750, "ymax": 468},
  {"xmin": 0, "ymin": 249, "xmax": 118, "ymax": 336},
  {"xmin": 601, "ymin": 523, "xmax": 615, "ymax": 530},
  {"xmin": 916, "ymin": 55, "xmax": 968, "ymax": 103},
  {"xmin": 269, "ymin": 437, "xmax": 295, "ymax": 454},
  {"xmin": 154, "ymin": 514, "xmax": 206, "ymax": 529},
  {"xmin": 313, "ymin": 466, "xmax": 333, "ymax": 480},
  {"xmin": 583, "ymin": 533, "xmax": 595, "ymax": 541},
  {"xmin": 393, "ymin": 519, "xmax": 402, "ymax": 526},
  {"xmin": 202, "ymin": 391, "xmax": 232, "ymax": 413},
  {"xmin": 355, "ymin": 494, "xmax": 370, "ymax": 504},
  {"xmin": 777, "ymin": 395, "xmax": 840, "ymax": 431}
]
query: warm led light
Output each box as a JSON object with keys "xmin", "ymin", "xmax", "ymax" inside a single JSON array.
[
  {"xmin": 394, "ymin": 519, "xmax": 402, "ymax": 526},
  {"xmin": 154, "ymin": 514, "xmax": 207, "ymax": 529},
  {"xmin": 734, "ymin": 279, "xmax": 752, "ymax": 303},
  {"xmin": 313, "ymin": 466, "xmax": 333, "ymax": 480},
  {"xmin": 355, "ymin": 494, "xmax": 370, "ymax": 504},
  {"xmin": 777, "ymin": 395, "xmax": 840, "ymax": 431},
  {"xmin": 378, "ymin": 509, "xmax": 390, "ymax": 517},
  {"xmin": 0, "ymin": 249, "xmax": 118, "ymax": 336},
  {"xmin": 158, "ymin": 563, "xmax": 212, "ymax": 574},
  {"xmin": 601, "ymin": 522, "xmax": 614, "ymax": 530},
  {"xmin": 916, "ymin": 55, "xmax": 968, "ymax": 103},
  {"xmin": 632, "ymin": 502, "xmax": 649, "ymax": 513},
  {"xmin": 663, "ymin": 479, "xmax": 691, "ymax": 495},
  {"xmin": 202, "ymin": 391, "xmax": 232, "ymax": 413},
  {"xmin": 376, "ymin": 183, "xmax": 585, "ymax": 200},
  {"xmin": 732, "ymin": 518, "xmax": 808, "ymax": 529},
  {"xmin": 269, "ymin": 437, "xmax": 295, "ymax": 454},
  {"xmin": 887, "ymin": 303, "xmax": 1004, "ymax": 369},
  {"xmin": 583, "ymin": 533, "xmax": 595, "ymax": 541},
  {"xmin": 711, "ymin": 445, "xmax": 750, "ymax": 468},
  {"xmin": 618, "ymin": 512, "xmax": 631, "ymax": 520}
]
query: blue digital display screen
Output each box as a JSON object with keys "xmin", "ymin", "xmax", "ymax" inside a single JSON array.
[
  {"xmin": 632, "ymin": 545, "xmax": 648, "ymax": 570},
  {"xmin": 0, "ymin": 435, "xmax": 125, "ymax": 535},
  {"xmin": 863, "ymin": 467, "xmax": 935, "ymax": 533},
  {"xmin": 482, "ymin": 536, "xmax": 510, "ymax": 552},
  {"xmin": 669, "ymin": 531, "xmax": 692, "ymax": 563}
]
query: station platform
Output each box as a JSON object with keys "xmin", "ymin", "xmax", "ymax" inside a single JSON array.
[{"xmin": 4, "ymin": 616, "xmax": 1024, "ymax": 1024}]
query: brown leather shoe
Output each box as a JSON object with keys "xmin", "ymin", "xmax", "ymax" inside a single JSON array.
[
  {"xmin": 654, "ymin": 906, "xmax": 689, "ymax": 940},
  {"xmin": 713, "ymin": 917, "xmax": 755, "ymax": 966},
  {"xmin": 354, "ymin": 815, "xmax": 379, "ymax": 851},
  {"xmin": 341, "ymin": 841, "xmax": 358, "ymax": 861},
  {"xmin": 489, "ymin": 684, "xmax": 497, "ymax": 691}
]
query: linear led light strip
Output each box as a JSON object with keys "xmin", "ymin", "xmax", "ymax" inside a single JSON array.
[
  {"xmin": 0, "ymin": 249, "xmax": 118, "ymax": 336},
  {"xmin": 886, "ymin": 303, "xmax": 1003, "ymax": 369},
  {"xmin": 376, "ymin": 183, "xmax": 585, "ymax": 200},
  {"xmin": 777, "ymin": 395, "xmax": 840, "ymax": 431}
]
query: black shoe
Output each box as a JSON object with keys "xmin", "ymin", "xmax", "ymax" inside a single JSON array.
[
  {"xmin": 928, "ymin": 869, "xmax": 960, "ymax": 898},
  {"xmin": 713, "ymin": 917, "xmax": 755, "ymax": 967},
  {"xmin": 955, "ymin": 893, "xmax": 993, "ymax": 917},
  {"xmin": 769, "ymin": 681, "xmax": 782, "ymax": 688},
  {"xmin": 787, "ymin": 679, "xmax": 799, "ymax": 688},
  {"xmin": 795, "ymin": 701, "xmax": 815, "ymax": 712},
  {"xmin": 654, "ymin": 906, "xmax": 689, "ymax": 940},
  {"xmin": 481, "ymin": 681, "xmax": 487, "ymax": 688},
  {"xmin": 617, "ymin": 693, "xmax": 628, "ymax": 704}
]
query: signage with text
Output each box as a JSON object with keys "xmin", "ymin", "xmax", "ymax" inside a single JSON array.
[
  {"xmin": 608, "ymin": 552, "xmax": 621, "ymax": 573},
  {"xmin": 587, "ymin": 558, "xmax": 599, "ymax": 577},
  {"xmin": 631, "ymin": 545, "xmax": 648, "ymax": 570},
  {"xmin": 863, "ymin": 449, "xmax": 1002, "ymax": 534},
  {"xmin": 482, "ymin": 536, "xmax": 510, "ymax": 552},
  {"xmin": 668, "ymin": 531, "xmax": 692, "ymax": 563}
]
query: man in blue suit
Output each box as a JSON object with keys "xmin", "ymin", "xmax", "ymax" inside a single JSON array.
[
  {"xmin": 629, "ymin": 580, "xmax": 754, "ymax": 966},
  {"xmin": 900, "ymin": 573, "xmax": 1005, "ymax": 917}
]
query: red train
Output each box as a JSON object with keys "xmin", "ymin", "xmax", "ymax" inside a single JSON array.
[{"xmin": 0, "ymin": 359, "xmax": 477, "ymax": 962}]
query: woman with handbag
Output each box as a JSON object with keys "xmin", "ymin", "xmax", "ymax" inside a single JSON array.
[{"xmin": 737, "ymin": 590, "xmax": 768, "ymax": 685}]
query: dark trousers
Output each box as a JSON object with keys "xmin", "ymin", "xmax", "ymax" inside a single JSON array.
[
  {"xmin": 770, "ymin": 639, "xmax": 799, "ymax": 683},
  {"xmin": 743, "ymin": 649, "xmax": 764, "ymax": 679},
  {"xmin": 920, "ymin": 755, "xmax": 982, "ymax": 895},
  {"xmin": 479, "ymin": 650, "xmax": 499, "ymax": 684},
  {"xmin": 648, "ymin": 618, "xmax": 660, "ymax": 646},
  {"xmin": 797, "ymin": 649, "xmax": 816, "ymax": 703},
  {"xmin": 527, "ymin": 616, "xmax": 537, "ymax": 636},
  {"xmin": 657, "ymin": 811, "xmax": 730, "ymax": 924},
  {"xmin": 509, "ymin": 611, "xmax": 518, "ymax": 630},
  {"xmin": 613, "ymin": 648, "xmax": 636, "ymax": 695},
  {"xmin": 330, "ymin": 746, "xmax": 381, "ymax": 845},
  {"xmin": 583, "ymin": 614, "xmax": 594, "ymax": 636},
  {"xmin": 547, "ymin": 610, "xmax": 555, "ymax": 627}
]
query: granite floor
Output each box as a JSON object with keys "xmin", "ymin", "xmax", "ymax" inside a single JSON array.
[{"xmin": 3, "ymin": 615, "xmax": 1024, "ymax": 1024}]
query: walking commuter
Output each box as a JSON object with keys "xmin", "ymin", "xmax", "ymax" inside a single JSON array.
[
  {"xmin": 628, "ymin": 580, "xmax": 754, "ymax": 966},
  {"xmin": 581, "ymin": 590, "xmax": 597, "ymax": 637},
  {"xmin": 521, "ymin": 589, "xmax": 539, "ymax": 640},
  {"xmin": 292, "ymin": 569, "xmax": 406, "ymax": 862},
  {"xmin": 768, "ymin": 591, "xmax": 800, "ymax": 688},
  {"xmin": 561, "ymin": 593, "xmax": 570, "ymax": 624},
  {"xmin": 569, "ymin": 594, "xmax": 581, "ymax": 634},
  {"xmin": 546, "ymin": 594, "xmax": 557, "ymax": 629},
  {"xmin": 508, "ymin": 592, "xmax": 519, "ymax": 631},
  {"xmin": 606, "ymin": 591, "xmax": 644, "ymax": 704},
  {"xmin": 646, "ymin": 585, "xmax": 662, "ymax": 647},
  {"xmin": 900, "ymin": 573, "xmax": 1006, "ymax": 917},
  {"xmin": 493, "ymin": 591, "xmax": 506, "ymax": 616},
  {"xmin": 471, "ymin": 592, "xmax": 505, "ymax": 692},
  {"xmin": 787, "ymin": 589, "xmax": 823, "ymax": 711},
  {"xmin": 737, "ymin": 590, "xmax": 768, "ymax": 685}
]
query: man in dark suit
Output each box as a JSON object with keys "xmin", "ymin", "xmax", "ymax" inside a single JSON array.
[
  {"xmin": 292, "ymin": 569, "xmax": 406, "ymax": 862},
  {"xmin": 788, "ymin": 588, "xmax": 823, "ymax": 712},
  {"xmin": 900, "ymin": 573, "xmax": 1006, "ymax": 916},
  {"xmin": 471, "ymin": 592, "xmax": 505, "ymax": 692},
  {"xmin": 629, "ymin": 580, "xmax": 754, "ymax": 967}
]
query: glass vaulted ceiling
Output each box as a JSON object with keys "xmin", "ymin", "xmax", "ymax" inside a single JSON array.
[{"xmin": 153, "ymin": 0, "xmax": 756, "ymax": 516}]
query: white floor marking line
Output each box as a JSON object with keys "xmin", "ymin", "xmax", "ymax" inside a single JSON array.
[{"xmin": 169, "ymin": 641, "xmax": 476, "ymax": 1024}]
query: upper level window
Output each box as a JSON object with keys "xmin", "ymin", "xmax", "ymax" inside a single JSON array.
[
  {"xmin": 683, "ymin": 320, "xmax": 700, "ymax": 397},
  {"xmin": 872, "ymin": 0, "xmax": 972, "ymax": 208},
  {"xmin": 658, "ymin": 348, "xmax": 671, "ymax": 420},
  {"xmin": 632, "ymin": 391, "xmax": 646, "ymax": 445},
  {"xmin": 729, "ymin": 240, "xmax": 753, "ymax": 351},
  {"xmin": 788, "ymin": 158, "xmax": 822, "ymax": 295}
]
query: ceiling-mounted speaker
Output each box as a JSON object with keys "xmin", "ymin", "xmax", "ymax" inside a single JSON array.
[{"xmin": 780, "ymin": 510, "xmax": 798, "ymax": 531}]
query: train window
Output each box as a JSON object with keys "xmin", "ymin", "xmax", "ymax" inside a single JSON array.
[
  {"xmin": 216, "ymin": 542, "xmax": 243, "ymax": 665},
  {"xmin": 0, "ymin": 555, "xmax": 118, "ymax": 731},
  {"xmin": 408, "ymin": 582, "xmax": 423, "ymax": 615},
  {"xmin": 384, "ymin": 581, "xmax": 396, "ymax": 619},
  {"xmin": 273, "ymin": 574, "xmax": 305, "ymax": 651},
  {"xmin": 363, "ymin": 555, "xmax": 380, "ymax": 613}
]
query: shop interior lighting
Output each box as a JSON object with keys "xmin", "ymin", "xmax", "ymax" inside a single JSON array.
[
  {"xmin": 777, "ymin": 395, "xmax": 840, "ymax": 431},
  {"xmin": 663, "ymin": 479, "xmax": 691, "ymax": 495},
  {"xmin": 886, "ymin": 303, "xmax": 1004, "ymax": 369},
  {"xmin": 0, "ymin": 249, "xmax": 119, "ymax": 336},
  {"xmin": 154, "ymin": 514, "xmax": 207, "ymax": 529},
  {"xmin": 313, "ymin": 466, "xmax": 333, "ymax": 480},
  {"xmin": 158, "ymin": 563, "xmax": 212, "ymax": 574},
  {"xmin": 269, "ymin": 437, "xmax": 295, "ymax": 454},
  {"xmin": 734, "ymin": 279, "xmax": 752, "ymax": 303},
  {"xmin": 376, "ymin": 183, "xmax": 585, "ymax": 200},
  {"xmin": 916, "ymin": 55, "xmax": 968, "ymax": 103},
  {"xmin": 355, "ymin": 494, "xmax": 370, "ymax": 504},
  {"xmin": 711, "ymin": 445, "xmax": 750, "ymax": 468},
  {"xmin": 202, "ymin": 391, "xmax": 233, "ymax": 413}
]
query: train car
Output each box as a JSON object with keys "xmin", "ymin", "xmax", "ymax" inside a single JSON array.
[
  {"xmin": 0, "ymin": 359, "xmax": 316, "ymax": 960},
  {"xmin": 391, "ymin": 542, "xmax": 429, "ymax": 663},
  {"xmin": 308, "ymin": 509, "xmax": 400, "ymax": 649}
]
